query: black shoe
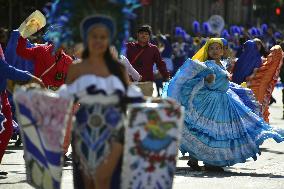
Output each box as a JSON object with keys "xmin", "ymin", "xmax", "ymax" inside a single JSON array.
[
  {"xmin": 15, "ymin": 138, "xmax": 22, "ymax": 147},
  {"xmin": 64, "ymin": 155, "xmax": 72, "ymax": 162},
  {"xmin": 0, "ymin": 171, "xmax": 8, "ymax": 175},
  {"xmin": 63, "ymin": 155, "xmax": 72, "ymax": 167},
  {"xmin": 269, "ymin": 97, "xmax": 276, "ymax": 105},
  {"xmin": 187, "ymin": 160, "xmax": 202, "ymax": 171},
  {"xmin": 63, "ymin": 161, "xmax": 69, "ymax": 167},
  {"xmin": 67, "ymin": 153, "xmax": 73, "ymax": 159},
  {"xmin": 204, "ymin": 165, "xmax": 224, "ymax": 172}
]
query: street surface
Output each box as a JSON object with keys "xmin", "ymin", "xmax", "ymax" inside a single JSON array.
[{"xmin": 1, "ymin": 89, "xmax": 284, "ymax": 189}]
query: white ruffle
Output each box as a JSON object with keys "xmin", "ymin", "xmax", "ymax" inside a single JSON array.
[
  {"xmin": 58, "ymin": 74, "xmax": 126, "ymax": 98},
  {"xmin": 58, "ymin": 75, "xmax": 143, "ymax": 102}
]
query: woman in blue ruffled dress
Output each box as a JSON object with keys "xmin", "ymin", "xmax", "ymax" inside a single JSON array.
[{"xmin": 163, "ymin": 38, "xmax": 283, "ymax": 172}]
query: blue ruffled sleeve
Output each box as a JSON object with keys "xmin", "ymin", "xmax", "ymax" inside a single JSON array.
[{"xmin": 162, "ymin": 58, "xmax": 213, "ymax": 107}]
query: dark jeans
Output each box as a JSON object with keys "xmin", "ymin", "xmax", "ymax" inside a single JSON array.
[
  {"xmin": 173, "ymin": 57, "xmax": 186, "ymax": 75},
  {"xmin": 155, "ymin": 78, "xmax": 164, "ymax": 96}
]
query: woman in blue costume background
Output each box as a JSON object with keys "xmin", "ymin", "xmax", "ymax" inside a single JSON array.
[
  {"xmin": 5, "ymin": 30, "xmax": 35, "ymax": 73},
  {"xmin": 232, "ymin": 39, "xmax": 267, "ymax": 84},
  {"xmin": 4, "ymin": 30, "xmax": 35, "ymax": 145},
  {"xmin": 0, "ymin": 44, "xmax": 43, "ymax": 175},
  {"xmin": 163, "ymin": 38, "xmax": 283, "ymax": 172}
]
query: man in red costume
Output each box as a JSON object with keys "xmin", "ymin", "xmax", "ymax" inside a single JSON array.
[
  {"xmin": 16, "ymin": 36, "xmax": 72, "ymax": 91},
  {"xmin": 16, "ymin": 28, "xmax": 73, "ymax": 163}
]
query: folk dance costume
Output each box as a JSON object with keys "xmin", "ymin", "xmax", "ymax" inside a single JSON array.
[
  {"xmin": 246, "ymin": 45, "xmax": 283, "ymax": 122},
  {"xmin": 279, "ymin": 43, "xmax": 284, "ymax": 119},
  {"xmin": 16, "ymin": 36, "xmax": 73, "ymax": 90},
  {"xmin": 0, "ymin": 45, "xmax": 33, "ymax": 172},
  {"xmin": 232, "ymin": 40, "xmax": 262, "ymax": 85},
  {"xmin": 232, "ymin": 40, "xmax": 284, "ymax": 122},
  {"xmin": 57, "ymin": 15, "xmax": 144, "ymax": 189},
  {"xmin": 59, "ymin": 75, "xmax": 143, "ymax": 189},
  {"xmin": 16, "ymin": 23, "xmax": 73, "ymax": 155},
  {"xmin": 4, "ymin": 30, "xmax": 35, "ymax": 143},
  {"xmin": 163, "ymin": 38, "xmax": 283, "ymax": 168}
]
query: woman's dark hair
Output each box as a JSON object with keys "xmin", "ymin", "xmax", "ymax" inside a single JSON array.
[
  {"xmin": 239, "ymin": 37, "xmax": 247, "ymax": 46},
  {"xmin": 259, "ymin": 45, "xmax": 269, "ymax": 58},
  {"xmin": 253, "ymin": 38, "xmax": 269, "ymax": 57},
  {"xmin": 280, "ymin": 41, "xmax": 284, "ymax": 51},
  {"xmin": 82, "ymin": 47, "xmax": 129, "ymax": 88},
  {"xmin": 137, "ymin": 25, "xmax": 152, "ymax": 36},
  {"xmin": 165, "ymin": 34, "xmax": 172, "ymax": 44}
]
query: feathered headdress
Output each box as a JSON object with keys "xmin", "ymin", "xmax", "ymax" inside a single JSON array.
[
  {"xmin": 256, "ymin": 28, "xmax": 262, "ymax": 37},
  {"xmin": 192, "ymin": 21, "xmax": 200, "ymax": 35},
  {"xmin": 261, "ymin": 24, "xmax": 268, "ymax": 34},
  {"xmin": 274, "ymin": 32, "xmax": 283, "ymax": 39},
  {"xmin": 202, "ymin": 22, "xmax": 210, "ymax": 37},
  {"xmin": 233, "ymin": 26, "xmax": 241, "ymax": 35},
  {"xmin": 221, "ymin": 29, "xmax": 230, "ymax": 39},
  {"xmin": 249, "ymin": 27, "xmax": 257, "ymax": 37},
  {"xmin": 175, "ymin": 26, "xmax": 183, "ymax": 37}
]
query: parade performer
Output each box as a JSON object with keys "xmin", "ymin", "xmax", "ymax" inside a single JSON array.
[
  {"xmin": 154, "ymin": 34, "xmax": 174, "ymax": 96},
  {"xmin": 16, "ymin": 34, "xmax": 73, "ymax": 91},
  {"xmin": 0, "ymin": 45, "xmax": 43, "ymax": 175},
  {"xmin": 163, "ymin": 38, "xmax": 283, "ymax": 171},
  {"xmin": 4, "ymin": 30, "xmax": 36, "ymax": 146},
  {"xmin": 126, "ymin": 25, "xmax": 170, "ymax": 96},
  {"xmin": 5, "ymin": 30, "xmax": 35, "ymax": 73},
  {"xmin": 126, "ymin": 25, "xmax": 169, "ymax": 82},
  {"xmin": 279, "ymin": 42, "xmax": 284, "ymax": 119},
  {"xmin": 232, "ymin": 38, "xmax": 283, "ymax": 122},
  {"xmin": 246, "ymin": 45, "xmax": 284, "ymax": 122},
  {"xmin": 58, "ymin": 15, "xmax": 143, "ymax": 189},
  {"xmin": 15, "ymin": 11, "xmax": 73, "ymax": 161},
  {"xmin": 221, "ymin": 38, "xmax": 236, "ymax": 73},
  {"xmin": 172, "ymin": 28, "xmax": 189, "ymax": 74},
  {"xmin": 232, "ymin": 39, "xmax": 263, "ymax": 84}
]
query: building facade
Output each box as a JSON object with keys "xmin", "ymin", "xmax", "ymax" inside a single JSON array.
[
  {"xmin": 134, "ymin": 0, "xmax": 254, "ymax": 34},
  {"xmin": 0, "ymin": 0, "xmax": 49, "ymax": 31}
]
